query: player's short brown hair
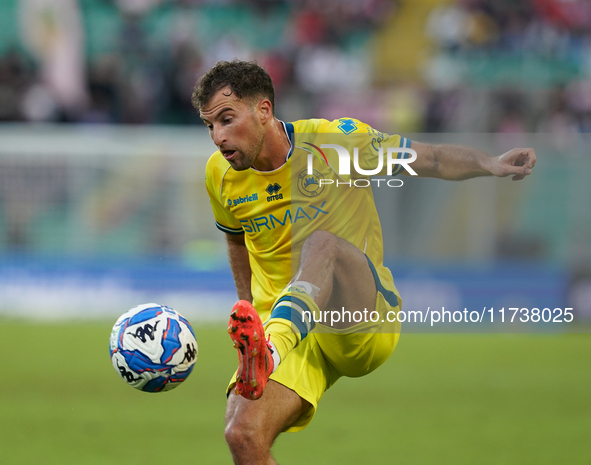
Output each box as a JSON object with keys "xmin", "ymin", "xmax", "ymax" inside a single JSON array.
[{"xmin": 192, "ymin": 60, "xmax": 275, "ymax": 113}]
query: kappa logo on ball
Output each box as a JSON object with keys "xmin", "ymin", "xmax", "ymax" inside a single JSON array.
[
  {"xmin": 127, "ymin": 321, "xmax": 159, "ymax": 343},
  {"xmin": 182, "ymin": 343, "xmax": 198, "ymax": 363}
]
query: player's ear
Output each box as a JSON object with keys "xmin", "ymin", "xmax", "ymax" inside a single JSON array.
[{"xmin": 256, "ymin": 98, "xmax": 273, "ymax": 124}]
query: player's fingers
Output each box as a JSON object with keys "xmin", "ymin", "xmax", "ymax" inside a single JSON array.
[
  {"xmin": 522, "ymin": 148, "xmax": 537, "ymax": 168},
  {"xmin": 509, "ymin": 148, "xmax": 536, "ymax": 168},
  {"xmin": 511, "ymin": 164, "xmax": 532, "ymax": 181}
]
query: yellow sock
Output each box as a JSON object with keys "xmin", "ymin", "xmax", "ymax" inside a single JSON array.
[{"xmin": 264, "ymin": 282, "xmax": 319, "ymax": 364}]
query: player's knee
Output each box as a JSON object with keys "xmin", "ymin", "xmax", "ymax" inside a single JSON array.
[
  {"xmin": 224, "ymin": 419, "xmax": 266, "ymax": 455},
  {"xmin": 304, "ymin": 230, "xmax": 339, "ymax": 253},
  {"xmin": 306, "ymin": 229, "xmax": 336, "ymax": 243},
  {"xmin": 304, "ymin": 230, "xmax": 360, "ymax": 266},
  {"xmin": 224, "ymin": 422, "xmax": 247, "ymax": 454}
]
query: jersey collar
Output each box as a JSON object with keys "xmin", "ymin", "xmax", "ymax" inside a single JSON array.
[{"xmin": 281, "ymin": 120, "xmax": 295, "ymax": 161}]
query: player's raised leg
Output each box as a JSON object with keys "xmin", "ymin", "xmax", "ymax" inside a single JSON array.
[
  {"xmin": 228, "ymin": 230, "xmax": 377, "ymax": 401},
  {"xmin": 293, "ymin": 230, "xmax": 378, "ymax": 328},
  {"xmin": 224, "ymin": 231, "xmax": 384, "ymax": 462},
  {"xmin": 261, "ymin": 230, "xmax": 378, "ymax": 370},
  {"xmin": 224, "ymin": 380, "xmax": 310, "ymax": 465}
]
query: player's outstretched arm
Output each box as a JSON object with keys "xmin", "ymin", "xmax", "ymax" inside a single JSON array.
[
  {"xmin": 406, "ymin": 141, "xmax": 536, "ymax": 181},
  {"xmin": 226, "ymin": 233, "xmax": 253, "ymax": 303}
]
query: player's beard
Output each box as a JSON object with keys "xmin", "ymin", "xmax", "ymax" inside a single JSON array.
[{"xmin": 230, "ymin": 130, "xmax": 264, "ymax": 171}]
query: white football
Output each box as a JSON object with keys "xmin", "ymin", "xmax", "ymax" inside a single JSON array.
[{"xmin": 109, "ymin": 303, "xmax": 198, "ymax": 392}]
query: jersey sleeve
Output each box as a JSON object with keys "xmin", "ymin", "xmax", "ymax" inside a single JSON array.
[
  {"xmin": 325, "ymin": 118, "xmax": 413, "ymax": 177},
  {"xmin": 205, "ymin": 154, "xmax": 244, "ymax": 235}
]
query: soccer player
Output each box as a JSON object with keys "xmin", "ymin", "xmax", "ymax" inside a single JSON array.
[{"xmin": 192, "ymin": 60, "xmax": 536, "ymax": 464}]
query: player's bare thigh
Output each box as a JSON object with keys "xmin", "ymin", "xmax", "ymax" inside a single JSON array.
[
  {"xmin": 225, "ymin": 380, "xmax": 310, "ymax": 454},
  {"xmin": 295, "ymin": 230, "xmax": 377, "ymax": 329}
]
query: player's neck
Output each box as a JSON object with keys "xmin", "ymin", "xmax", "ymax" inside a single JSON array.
[{"xmin": 252, "ymin": 118, "xmax": 291, "ymax": 172}]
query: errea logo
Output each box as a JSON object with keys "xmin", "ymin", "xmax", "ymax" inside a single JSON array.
[{"xmin": 266, "ymin": 183, "xmax": 283, "ymax": 202}]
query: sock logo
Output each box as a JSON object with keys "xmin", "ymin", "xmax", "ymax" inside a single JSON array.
[{"xmin": 287, "ymin": 286, "xmax": 308, "ymax": 296}]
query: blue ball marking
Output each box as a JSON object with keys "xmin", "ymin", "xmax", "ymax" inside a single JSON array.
[
  {"xmin": 142, "ymin": 376, "xmax": 169, "ymax": 393},
  {"xmin": 160, "ymin": 318, "xmax": 182, "ymax": 364},
  {"xmin": 127, "ymin": 307, "xmax": 163, "ymax": 326},
  {"xmin": 178, "ymin": 314, "xmax": 197, "ymax": 339},
  {"xmin": 169, "ymin": 364, "xmax": 194, "ymax": 383},
  {"xmin": 121, "ymin": 349, "xmax": 171, "ymax": 374}
]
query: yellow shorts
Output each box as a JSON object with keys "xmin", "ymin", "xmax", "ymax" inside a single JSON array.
[{"xmin": 226, "ymin": 270, "xmax": 401, "ymax": 432}]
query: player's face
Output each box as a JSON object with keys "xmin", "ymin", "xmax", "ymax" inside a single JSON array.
[{"xmin": 200, "ymin": 87, "xmax": 264, "ymax": 171}]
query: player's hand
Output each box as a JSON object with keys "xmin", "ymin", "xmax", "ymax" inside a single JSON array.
[{"xmin": 490, "ymin": 148, "xmax": 537, "ymax": 181}]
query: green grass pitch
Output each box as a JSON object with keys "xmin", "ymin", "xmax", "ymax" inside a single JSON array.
[{"xmin": 0, "ymin": 320, "xmax": 589, "ymax": 464}]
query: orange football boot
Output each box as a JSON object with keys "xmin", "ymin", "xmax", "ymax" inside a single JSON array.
[{"xmin": 228, "ymin": 300, "xmax": 274, "ymax": 400}]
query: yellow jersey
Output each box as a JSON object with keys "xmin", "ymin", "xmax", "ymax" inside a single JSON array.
[{"xmin": 205, "ymin": 118, "xmax": 410, "ymax": 322}]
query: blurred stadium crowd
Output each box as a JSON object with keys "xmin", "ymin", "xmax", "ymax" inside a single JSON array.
[
  {"xmin": 0, "ymin": 0, "xmax": 590, "ymax": 132},
  {"xmin": 424, "ymin": 0, "xmax": 591, "ymax": 133},
  {"xmin": 0, "ymin": 0, "xmax": 393, "ymax": 125}
]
